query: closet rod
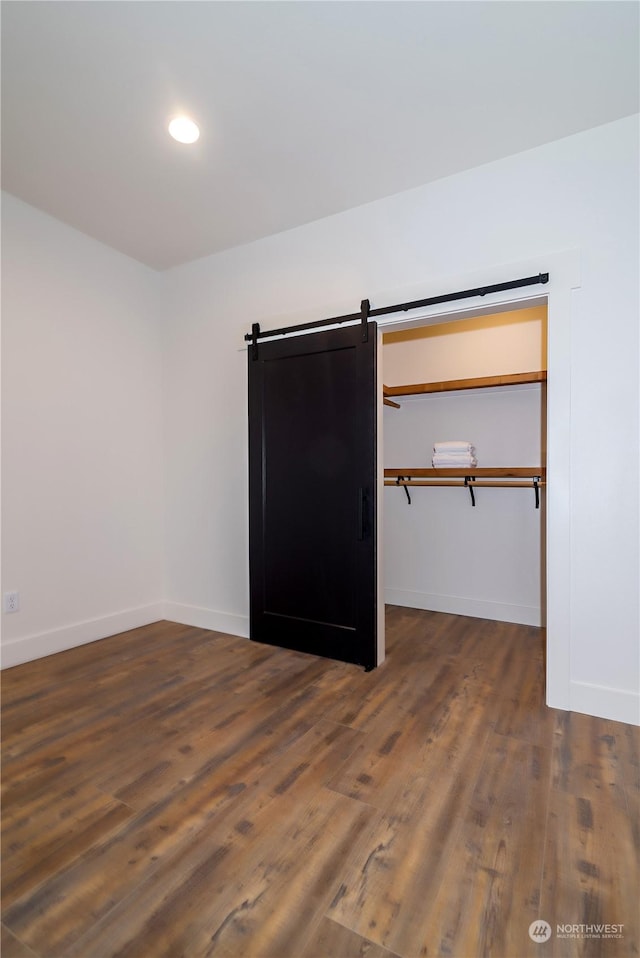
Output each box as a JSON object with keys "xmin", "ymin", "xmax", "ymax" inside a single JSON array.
[
  {"xmin": 245, "ymin": 272, "xmax": 549, "ymax": 348},
  {"xmin": 385, "ymin": 477, "xmax": 545, "ymax": 508},
  {"xmin": 386, "ymin": 479, "xmax": 465, "ymax": 487},
  {"xmin": 384, "ymin": 480, "xmax": 546, "ymax": 488}
]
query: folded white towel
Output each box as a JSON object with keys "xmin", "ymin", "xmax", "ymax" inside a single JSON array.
[
  {"xmin": 432, "ymin": 451, "xmax": 476, "ymax": 459},
  {"xmin": 432, "ymin": 454, "xmax": 478, "ymax": 468},
  {"xmin": 432, "ymin": 451, "xmax": 477, "ymax": 461},
  {"xmin": 433, "ymin": 441, "xmax": 476, "ymax": 455}
]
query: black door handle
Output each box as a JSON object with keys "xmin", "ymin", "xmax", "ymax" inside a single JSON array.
[{"xmin": 357, "ymin": 487, "xmax": 368, "ymax": 540}]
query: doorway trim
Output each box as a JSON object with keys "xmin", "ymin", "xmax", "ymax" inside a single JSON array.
[{"xmin": 376, "ymin": 250, "xmax": 581, "ymax": 712}]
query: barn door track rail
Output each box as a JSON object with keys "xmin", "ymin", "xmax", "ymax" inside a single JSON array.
[{"xmin": 245, "ymin": 273, "xmax": 549, "ymax": 358}]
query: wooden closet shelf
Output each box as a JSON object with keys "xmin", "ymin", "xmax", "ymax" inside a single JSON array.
[
  {"xmin": 385, "ymin": 467, "xmax": 545, "ymax": 479},
  {"xmin": 383, "ymin": 370, "xmax": 546, "ymax": 400},
  {"xmin": 384, "ymin": 468, "xmax": 545, "ymax": 507}
]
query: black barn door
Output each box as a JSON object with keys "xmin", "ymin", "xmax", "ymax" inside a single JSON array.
[{"xmin": 248, "ymin": 322, "xmax": 377, "ymax": 669}]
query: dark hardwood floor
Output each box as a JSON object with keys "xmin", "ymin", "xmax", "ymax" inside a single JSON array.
[{"xmin": 1, "ymin": 608, "xmax": 638, "ymax": 958}]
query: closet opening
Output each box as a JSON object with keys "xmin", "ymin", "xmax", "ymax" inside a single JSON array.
[{"xmin": 380, "ymin": 301, "xmax": 548, "ymax": 650}]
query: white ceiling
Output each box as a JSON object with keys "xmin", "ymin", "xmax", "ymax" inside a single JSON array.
[{"xmin": 2, "ymin": 1, "xmax": 638, "ymax": 271}]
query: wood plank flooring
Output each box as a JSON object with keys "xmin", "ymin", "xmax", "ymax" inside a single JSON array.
[{"xmin": 1, "ymin": 608, "xmax": 638, "ymax": 958}]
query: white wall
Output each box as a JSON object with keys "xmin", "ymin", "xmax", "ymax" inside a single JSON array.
[
  {"xmin": 162, "ymin": 116, "xmax": 639, "ymax": 724},
  {"xmin": 383, "ymin": 309, "xmax": 545, "ymax": 626},
  {"xmin": 1, "ymin": 194, "xmax": 165, "ymax": 666}
]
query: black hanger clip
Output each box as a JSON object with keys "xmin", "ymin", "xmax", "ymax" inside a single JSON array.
[
  {"xmin": 397, "ymin": 475, "xmax": 411, "ymax": 505},
  {"xmin": 533, "ymin": 478, "xmax": 540, "ymax": 509},
  {"xmin": 464, "ymin": 476, "xmax": 476, "ymax": 507}
]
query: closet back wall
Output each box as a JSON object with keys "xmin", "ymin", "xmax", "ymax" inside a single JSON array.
[{"xmin": 383, "ymin": 309, "xmax": 546, "ymax": 626}]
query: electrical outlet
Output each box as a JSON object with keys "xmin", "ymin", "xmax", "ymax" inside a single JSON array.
[{"xmin": 3, "ymin": 591, "xmax": 20, "ymax": 613}]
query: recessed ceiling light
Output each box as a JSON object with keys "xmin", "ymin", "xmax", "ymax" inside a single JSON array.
[{"xmin": 168, "ymin": 116, "xmax": 200, "ymax": 144}]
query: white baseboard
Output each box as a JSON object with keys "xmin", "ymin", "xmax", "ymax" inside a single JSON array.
[
  {"xmin": 3, "ymin": 599, "xmax": 636, "ymax": 726},
  {"xmin": 0, "ymin": 603, "xmax": 165, "ymax": 669},
  {"xmin": 163, "ymin": 602, "xmax": 249, "ymax": 639},
  {"xmin": 384, "ymin": 588, "xmax": 542, "ymax": 627},
  {"xmin": 570, "ymin": 680, "xmax": 640, "ymax": 726}
]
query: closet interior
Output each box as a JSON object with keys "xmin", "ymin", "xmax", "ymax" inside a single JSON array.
[{"xmin": 382, "ymin": 304, "xmax": 547, "ymax": 628}]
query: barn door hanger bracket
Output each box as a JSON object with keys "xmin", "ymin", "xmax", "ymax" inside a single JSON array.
[
  {"xmin": 251, "ymin": 323, "xmax": 261, "ymax": 361},
  {"xmin": 533, "ymin": 477, "xmax": 540, "ymax": 509},
  {"xmin": 360, "ymin": 299, "xmax": 370, "ymax": 342}
]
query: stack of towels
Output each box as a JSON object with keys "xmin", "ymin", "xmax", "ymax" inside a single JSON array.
[{"xmin": 432, "ymin": 441, "xmax": 477, "ymax": 468}]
